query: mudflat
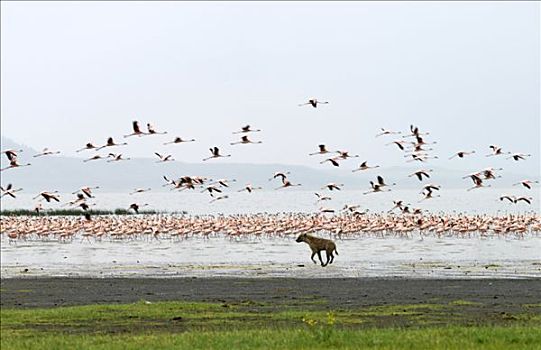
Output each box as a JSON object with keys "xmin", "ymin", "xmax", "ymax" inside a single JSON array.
[{"xmin": 2, "ymin": 278, "xmax": 540, "ymax": 311}]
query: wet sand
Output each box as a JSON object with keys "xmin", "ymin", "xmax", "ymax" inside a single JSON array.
[{"xmin": 2, "ymin": 278, "xmax": 540, "ymax": 311}]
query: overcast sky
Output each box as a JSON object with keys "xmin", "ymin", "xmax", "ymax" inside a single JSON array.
[{"xmin": 1, "ymin": 1, "xmax": 539, "ymax": 175}]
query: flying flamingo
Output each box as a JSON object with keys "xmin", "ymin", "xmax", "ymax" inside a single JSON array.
[
  {"xmin": 209, "ymin": 195, "xmax": 229, "ymax": 203},
  {"xmin": 147, "ymin": 123, "xmax": 167, "ymax": 135},
  {"xmin": 449, "ymin": 150, "xmax": 475, "ymax": 159},
  {"xmin": 507, "ymin": 153, "xmax": 532, "ymax": 161},
  {"xmin": 96, "ymin": 137, "xmax": 128, "ymax": 151},
  {"xmin": 33, "ymin": 191, "xmax": 60, "ymax": 202},
  {"xmin": 76, "ymin": 142, "xmax": 98, "ymax": 152},
  {"xmin": 275, "ymin": 179, "xmax": 302, "ymax": 190},
  {"xmin": 164, "ymin": 137, "xmax": 196, "ymax": 145},
  {"xmin": 238, "ymin": 184, "xmax": 262, "ymax": 193},
  {"xmin": 233, "ymin": 125, "xmax": 261, "ymax": 134},
  {"xmin": 107, "ymin": 153, "xmax": 131, "ymax": 162},
  {"xmin": 0, "ymin": 158, "xmax": 31, "ymax": 172},
  {"xmin": 269, "ymin": 171, "xmax": 290, "ymax": 182},
  {"xmin": 352, "ymin": 161, "xmax": 380, "ymax": 172},
  {"xmin": 124, "ymin": 121, "xmax": 145, "ymax": 138},
  {"xmin": 309, "ymin": 144, "xmax": 332, "ymax": 156},
  {"xmin": 408, "ymin": 169, "xmax": 433, "ymax": 181},
  {"xmin": 203, "ymin": 147, "xmax": 231, "ymax": 161},
  {"xmin": 230, "ymin": 135, "xmax": 262, "ymax": 145},
  {"xmin": 513, "ymin": 180, "xmax": 539, "ymax": 189},
  {"xmin": 33, "ymin": 148, "xmax": 61, "ymax": 157},
  {"xmin": 128, "ymin": 203, "xmax": 149, "ymax": 213},
  {"xmin": 83, "ymin": 155, "xmax": 106, "ymax": 162},
  {"xmin": 376, "ymin": 128, "xmax": 401, "ymax": 137},
  {"xmin": 130, "ymin": 188, "xmax": 151, "ymax": 195},
  {"xmin": 155, "ymin": 153, "xmax": 174, "ymax": 162},
  {"xmin": 299, "ymin": 99, "xmax": 329, "ymax": 108},
  {"xmin": 0, "ymin": 184, "xmax": 23, "ymax": 198}
]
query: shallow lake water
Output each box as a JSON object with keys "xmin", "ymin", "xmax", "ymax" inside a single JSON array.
[
  {"xmin": 2, "ymin": 234, "xmax": 540, "ymax": 279},
  {"xmin": 2, "ymin": 189, "xmax": 539, "ymax": 279}
]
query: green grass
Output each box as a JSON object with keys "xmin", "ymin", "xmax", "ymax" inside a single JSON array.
[
  {"xmin": 3, "ymin": 327, "xmax": 540, "ymax": 350},
  {"xmin": 1, "ymin": 301, "xmax": 540, "ymax": 350}
]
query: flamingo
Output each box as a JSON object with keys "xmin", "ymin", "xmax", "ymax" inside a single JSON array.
[
  {"xmin": 147, "ymin": 123, "xmax": 168, "ymax": 135},
  {"xmin": 513, "ymin": 180, "xmax": 539, "ymax": 190},
  {"xmin": 376, "ymin": 175, "xmax": 396, "ymax": 187},
  {"xmin": 449, "ymin": 150, "xmax": 475, "ymax": 159},
  {"xmin": 33, "ymin": 148, "xmax": 61, "ymax": 157},
  {"xmin": 467, "ymin": 176, "xmax": 491, "ymax": 191},
  {"xmin": 164, "ymin": 137, "xmax": 196, "ymax": 145},
  {"xmin": 96, "ymin": 137, "xmax": 128, "ymax": 151},
  {"xmin": 408, "ymin": 169, "xmax": 433, "ymax": 181},
  {"xmin": 1, "ymin": 149, "xmax": 23, "ymax": 161},
  {"xmin": 352, "ymin": 161, "xmax": 380, "ymax": 172},
  {"xmin": 130, "ymin": 188, "xmax": 151, "ymax": 195},
  {"xmin": 208, "ymin": 179, "xmax": 237, "ymax": 188},
  {"xmin": 83, "ymin": 155, "xmax": 106, "ymax": 162},
  {"xmin": 486, "ymin": 145, "xmax": 509, "ymax": 157},
  {"xmin": 363, "ymin": 181, "xmax": 391, "ymax": 195},
  {"xmin": 406, "ymin": 154, "xmax": 438, "ymax": 163},
  {"xmin": 388, "ymin": 200, "xmax": 406, "ymax": 213},
  {"xmin": 507, "ymin": 153, "xmax": 532, "ymax": 161},
  {"xmin": 1, "ymin": 157, "xmax": 31, "ymax": 171},
  {"xmin": 0, "ymin": 184, "xmax": 23, "ymax": 198},
  {"xmin": 403, "ymin": 125, "xmax": 429, "ymax": 138},
  {"xmin": 238, "ymin": 184, "xmax": 262, "ymax": 193},
  {"xmin": 201, "ymin": 186, "xmax": 223, "ymax": 196},
  {"xmin": 376, "ymin": 128, "xmax": 401, "ymax": 137},
  {"xmin": 499, "ymin": 195, "xmax": 516, "ymax": 203},
  {"xmin": 335, "ymin": 151, "xmax": 359, "ymax": 160},
  {"xmin": 419, "ymin": 188, "xmax": 440, "ymax": 202},
  {"xmin": 155, "ymin": 153, "xmax": 174, "ymax": 162},
  {"xmin": 386, "ymin": 140, "xmax": 407, "ymax": 151},
  {"xmin": 299, "ymin": 99, "xmax": 329, "ymax": 108},
  {"xmin": 275, "ymin": 179, "xmax": 302, "ymax": 190},
  {"xmin": 322, "ymin": 183, "xmax": 343, "ymax": 191},
  {"xmin": 203, "ymin": 147, "xmax": 231, "ymax": 161},
  {"xmin": 209, "ymin": 195, "xmax": 229, "ymax": 203},
  {"xmin": 124, "ymin": 121, "xmax": 145, "ymax": 138},
  {"xmin": 76, "ymin": 142, "xmax": 98, "ymax": 152},
  {"xmin": 269, "ymin": 172, "xmax": 290, "ymax": 182},
  {"xmin": 320, "ymin": 158, "xmax": 340, "ymax": 167},
  {"xmin": 107, "ymin": 153, "xmax": 131, "ymax": 162},
  {"xmin": 128, "ymin": 203, "xmax": 149, "ymax": 213},
  {"xmin": 233, "ymin": 125, "xmax": 261, "ymax": 134},
  {"xmin": 515, "ymin": 196, "xmax": 533, "ymax": 205},
  {"xmin": 309, "ymin": 144, "xmax": 332, "ymax": 156},
  {"xmin": 315, "ymin": 193, "xmax": 332, "ymax": 202},
  {"xmin": 72, "ymin": 186, "xmax": 100, "ymax": 198},
  {"xmin": 230, "ymin": 135, "xmax": 262, "ymax": 145},
  {"xmin": 33, "ymin": 191, "xmax": 60, "ymax": 202}
]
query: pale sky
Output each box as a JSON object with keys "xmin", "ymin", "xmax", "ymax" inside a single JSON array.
[{"xmin": 1, "ymin": 1, "xmax": 539, "ymax": 174}]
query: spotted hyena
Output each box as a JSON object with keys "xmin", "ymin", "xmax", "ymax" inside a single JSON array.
[{"xmin": 296, "ymin": 233, "xmax": 338, "ymax": 267}]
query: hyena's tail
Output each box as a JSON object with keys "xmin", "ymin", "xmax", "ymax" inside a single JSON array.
[{"xmin": 334, "ymin": 248, "xmax": 339, "ymax": 255}]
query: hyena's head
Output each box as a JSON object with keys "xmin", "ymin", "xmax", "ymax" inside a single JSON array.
[{"xmin": 296, "ymin": 233, "xmax": 308, "ymax": 243}]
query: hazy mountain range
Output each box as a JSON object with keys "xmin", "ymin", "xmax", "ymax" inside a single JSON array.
[{"xmin": 1, "ymin": 136, "xmax": 536, "ymax": 193}]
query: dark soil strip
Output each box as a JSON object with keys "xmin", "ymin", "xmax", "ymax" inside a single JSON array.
[{"xmin": 2, "ymin": 278, "xmax": 540, "ymax": 310}]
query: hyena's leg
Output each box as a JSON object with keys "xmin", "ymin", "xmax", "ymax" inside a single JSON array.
[
  {"xmin": 327, "ymin": 249, "xmax": 334, "ymax": 264},
  {"xmin": 310, "ymin": 251, "xmax": 317, "ymax": 264},
  {"xmin": 317, "ymin": 251, "xmax": 325, "ymax": 266},
  {"xmin": 322, "ymin": 250, "xmax": 330, "ymax": 267}
]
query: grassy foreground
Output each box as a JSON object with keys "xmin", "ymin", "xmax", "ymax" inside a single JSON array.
[{"xmin": 1, "ymin": 301, "xmax": 540, "ymax": 350}]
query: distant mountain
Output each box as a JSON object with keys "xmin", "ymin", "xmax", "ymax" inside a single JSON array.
[{"xmin": 1, "ymin": 136, "xmax": 536, "ymax": 192}]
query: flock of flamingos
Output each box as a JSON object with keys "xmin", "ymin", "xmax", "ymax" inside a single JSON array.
[{"xmin": 1, "ymin": 98, "xmax": 539, "ymax": 243}]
